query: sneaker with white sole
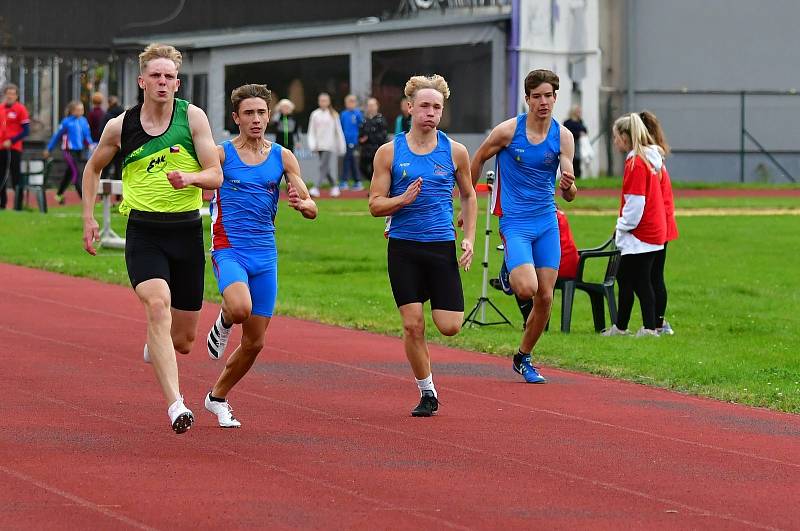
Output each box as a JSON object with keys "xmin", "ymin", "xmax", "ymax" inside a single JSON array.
[
  {"xmin": 168, "ymin": 396, "xmax": 194, "ymax": 434},
  {"xmin": 207, "ymin": 312, "xmax": 232, "ymax": 360},
  {"xmin": 352, "ymin": 182, "xmax": 364, "ymax": 192},
  {"xmin": 635, "ymin": 327, "xmax": 659, "ymax": 337},
  {"xmin": 330, "ymin": 186, "xmax": 341, "ymax": 197},
  {"xmin": 308, "ymin": 186, "xmax": 320, "ymax": 198},
  {"xmin": 601, "ymin": 325, "xmax": 630, "ymax": 336},
  {"xmin": 205, "ymin": 393, "xmax": 241, "ymax": 428},
  {"xmin": 657, "ymin": 321, "xmax": 674, "ymax": 335},
  {"xmin": 143, "ymin": 344, "xmax": 151, "ymax": 364}
]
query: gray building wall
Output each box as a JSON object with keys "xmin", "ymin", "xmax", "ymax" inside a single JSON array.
[{"xmin": 622, "ymin": 0, "xmax": 800, "ymax": 182}]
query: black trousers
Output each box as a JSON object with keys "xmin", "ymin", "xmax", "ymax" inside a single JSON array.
[
  {"xmin": 616, "ymin": 250, "xmax": 659, "ymax": 330},
  {"xmin": 650, "ymin": 243, "xmax": 669, "ymax": 328},
  {"xmin": 0, "ymin": 149, "xmax": 23, "ymax": 210}
]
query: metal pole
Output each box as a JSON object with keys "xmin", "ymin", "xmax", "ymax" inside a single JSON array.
[
  {"xmin": 479, "ymin": 170, "xmax": 495, "ymax": 323},
  {"xmin": 740, "ymin": 91, "xmax": 745, "ymax": 183}
]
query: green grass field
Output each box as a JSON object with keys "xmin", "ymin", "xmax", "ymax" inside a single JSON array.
[{"xmin": 1, "ymin": 194, "xmax": 799, "ymax": 412}]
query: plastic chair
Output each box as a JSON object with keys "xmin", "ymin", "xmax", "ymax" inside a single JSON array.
[
  {"xmin": 21, "ymin": 158, "xmax": 52, "ymax": 213},
  {"xmin": 554, "ymin": 238, "xmax": 621, "ymax": 333}
]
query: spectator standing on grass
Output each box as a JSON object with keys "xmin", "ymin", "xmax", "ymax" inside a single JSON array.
[
  {"xmin": 271, "ymin": 98, "xmax": 299, "ymax": 153},
  {"xmin": 639, "ymin": 110, "xmax": 678, "ymax": 335},
  {"xmin": 87, "ymin": 92, "xmax": 106, "ymax": 143},
  {"xmin": 563, "ymin": 104, "xmax": 588, "ymax": 179},
  {"xmin": 340, "ymin": 94, "xmax": 364, "ymax": 191},
  {"xmin": 369, "ymin": 74, "xmax": 477, "ymax": 417},
  {"xmin": 45, "ymin": 100, "xmax": 95, "ymax": 204},
  {"xmin": 0, "ymin": 84, "xmax": 30, "ymax": 211},
  {"xmin": 358, "ymin": 97, "xmax": 388, "ymax": 182},
  {"xmin": 602, "ymin": 112, "xmax": 665, "ymax": 337},
  {"xmin": 394, "ymin": 96, "xmax": 411, "ymax": 135},
  {"xmin": 306, "ymin": 92, "xmax": 345, "ymax": 198}
]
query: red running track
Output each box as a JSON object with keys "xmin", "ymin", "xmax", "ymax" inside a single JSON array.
[{"xmin": 1, "ymin": 263, "xmax": 798, "ymax": 530}]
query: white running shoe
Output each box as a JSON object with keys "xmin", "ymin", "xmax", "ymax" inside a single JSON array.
[
  {"xmin": 352, "ymin": 182, "xmax": 364, "ymax": 192},
  {"xmin": 657, "ymin": 321, "xmax": 675, "ymax": 335},
  {"xmin": 168, "ymin": 396, "xmax": 194, "ymax": 434},
  {"xmin": 308, "ymin": 186, "xmax": 320, "ymax": 198},
  {"xmin": 330, "ymin": 186, "xmax": 341, "ymax": 197},
  {"xmin": 143, "ymin": 344, "xmax": 151, "ymax": 364},
  {"xmin": 207, "ymin": 312, "xmax": 232, "ymax": 360},
  {"xmin": 635, "ymin": 327, "xmax": 660, "ymax": 337},
  {"xmin": 205, "ymin": 393, "xmax": 241, "ymax": 428},
  {"xmin": 601, "ymin": 325, "xmax": 630, "ymax": 336}
]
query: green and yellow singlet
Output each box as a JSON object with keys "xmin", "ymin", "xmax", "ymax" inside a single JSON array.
[{"xmin": 118, "ymin": 98, "xmax": 202, "ymax": 215}]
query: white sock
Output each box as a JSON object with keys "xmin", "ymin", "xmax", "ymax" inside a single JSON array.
[{"xmin": 415, "ymin": 374, "xmax": 437, "ymax": 398}]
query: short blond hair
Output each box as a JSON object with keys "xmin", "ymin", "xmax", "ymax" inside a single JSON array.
[
  {"xmin": 404, "ymin": 75, "xmax": 450, "ymax": 101},
  {"xmin": 139, "ymin": 43, "xmax": 182, "ymax": 73}
]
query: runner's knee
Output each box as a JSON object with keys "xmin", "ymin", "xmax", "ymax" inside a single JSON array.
[{"xmin": 403, "ymin": 317, "xmax": 425, "ymax": 341}]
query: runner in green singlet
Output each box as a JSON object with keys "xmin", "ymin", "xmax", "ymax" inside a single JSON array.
[{"xmin": 81, "ymin": 43, "xmax": 222, "ymax": 434}]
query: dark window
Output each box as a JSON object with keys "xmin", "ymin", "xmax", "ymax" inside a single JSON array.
[
  {"xmin": 224, "ymin": 56, "xmax": 350, "ymax": 133},
  {"xmin": 371, "ymin": 43, "xmax": 492, "ymax": 133},
  {"xmin": 192, "ymin": 73, "xmax": 208, "ymax": 110}
]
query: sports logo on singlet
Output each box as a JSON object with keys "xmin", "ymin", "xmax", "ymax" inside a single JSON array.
[
  {"xmin": 147, "ymin": 155, "xmax": 167, "ymax": 173},
  {"xmin": 544, "ymin": 152, "xmax": 558, "ymax": 165},
  {"xmin": 434, "ymin": 164, "xmax": 447, "ymax": 176}
]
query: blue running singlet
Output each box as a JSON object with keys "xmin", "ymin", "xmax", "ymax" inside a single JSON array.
[
  {"xmin": 492, "ymin": 115, "xmax": 560, "ymax": 219},
  {"xmin": 386, "ymin": 130, "xmax": 457, "ymax": 242},
  {"xmin": 210, "ymin": 141, "xmax": 284, "ymax": 250}
]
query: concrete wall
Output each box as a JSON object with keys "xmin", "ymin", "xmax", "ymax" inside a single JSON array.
[{"xmin": 621, "ymin": 0, "xmax": 800, "ymax": 182}]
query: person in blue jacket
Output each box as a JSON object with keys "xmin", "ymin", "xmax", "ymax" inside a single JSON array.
[
  {"xmin": 339, "ymin": 94, "xmax": 364, "ymax": 191},
  {"xmin": 44, "ymin": 100, "xmax": 94, "ymax": 204}
]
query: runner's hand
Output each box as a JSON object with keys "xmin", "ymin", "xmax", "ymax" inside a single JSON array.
[
  {"xmin": 167, "ymin": 170, "xmax": 192, "ymax": 189},
  {"xmin": 559, "ymin": 170, "xmax": 575, "ymax": 190},
  {"xmin": 287, "ymin": 182, "xmax": 303, "ymax": 210},
  {"xmin": 400, "ymin": 177, "xmax": 423, "ymax": 206},
  {"xmin": 83, "ymin": 216, "xmax": 100, "ymax": 256},
  {"xmin": 458, "ymin": 238, "xmax": 474, "ymax": 271}
]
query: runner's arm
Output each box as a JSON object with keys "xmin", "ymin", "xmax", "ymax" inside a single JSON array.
[
  {"xmin": 282, "ymin": 148, "xmax": 317, "ymax": 219},
  {"xmin": 167, "ymin": 105, "xmax": 223, "ymax": 190},
  {"xmin": 469, "ymin": 118, "xmax": 515, "ymax": 187},
  {"xmin": 559, "ymin": 125, "xmax": 577, "ymax": 202},
  {"xmin": 453, "ymin": 142, "xmax": 477, "ymax": 271},
  {"xmin": 81, "ymin": 114, "xmax": 123, "ymax": 255},
  {"xmin": 368, "ymin": 142, "xmax": 421, "ymax": 217}
]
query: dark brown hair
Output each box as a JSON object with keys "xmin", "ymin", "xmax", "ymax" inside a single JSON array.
[
  {"xmin": 639, "ymin": 110, "xmax": 671, "ymax": 156},
  {"xmin": 230, "ymin": 84, "xmax": 272, "ymax": 113},
  {"xmin": 524, "ymin": 69, "xmax": 559, "ymax": 95}
]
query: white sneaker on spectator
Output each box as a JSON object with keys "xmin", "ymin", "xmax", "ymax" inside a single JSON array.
[
  {"xmin": 657, "ymin": 321, "xmax": 674, "ymax": 335},
  {"xmin": 352, "ymin": 182, "xmax": 364, "ymax": 192},
  {"xmin": 309, "ymin": 186, "xmax": 320, "ymax": 198},
  {"xmin": 143, "ymin": 344, "xmax": 151, "ymax": 364},
  {"xmin": 330, "ymin": 186, "xmax": 341, "ymax": 197},
  {"xmin": 205, "ymin": 393, "xmax": 241, "ymax": 428},
  {"xmin": 636, "ymin": 327, "xmax": 659, "ymax": 337},
  {"xmin": 601, "ymin": 325, "xmax": 630, "ymax": 336},
  {"xmin": 168, "ymin": 396, "xmax": 194, "ymax": 434}
]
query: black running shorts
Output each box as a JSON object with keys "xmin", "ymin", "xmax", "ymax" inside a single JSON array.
[
  {"xmin": 125, "ymin": 210, "xmax": 205, "ymax": 311},
  {"xmin": 387, "ymin": 238, "xmax": 464, "ymax": 311}
]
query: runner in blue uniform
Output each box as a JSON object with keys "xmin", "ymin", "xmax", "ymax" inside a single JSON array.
[
  {"xmin": 205, "ymin": 84, "xmax": 317, "ymax": 427},
  {"xmin": 369, "ymin": 74, "xmax": 477, "ymax": 417},
  {"xmin": 470, "ymin": 69, "xmax": 577, "ymax": 384}
]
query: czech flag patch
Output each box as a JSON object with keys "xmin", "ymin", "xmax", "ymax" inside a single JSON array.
[{"xmin": 170, "ymin": 145, "xmax": 180, "ymax": 153}]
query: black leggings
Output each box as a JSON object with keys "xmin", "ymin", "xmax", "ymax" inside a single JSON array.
[
  {"xmin": 0, "ymin": 149, "xmax": 22, "ymax": 210},
  {"xmin": 57, "ymin": 150, "xmax": 83, "ymax": 197},
  {"xmin": 616, "ymin": 250, "xmax": 659, "ymax": 331},
  {"xmin": 650, "ymin": 243, "xmax": 669, "ymax": 328}
]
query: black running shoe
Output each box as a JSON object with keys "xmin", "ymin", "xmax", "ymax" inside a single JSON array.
[{"xmin": 411, "ymin": 390, "xmax": 439, "ymax": 417}]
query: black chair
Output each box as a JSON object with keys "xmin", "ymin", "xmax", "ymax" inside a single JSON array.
[
  {"xmin": 21, "ymin": 158, "xmax": 53, "ymax": 213},
  {"xmin": 554, "ymin": 238, "xmax": 621, "ymax": 333}
]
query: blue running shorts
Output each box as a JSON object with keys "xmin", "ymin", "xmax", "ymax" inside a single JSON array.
[
  {"xmin": 499, "ymin": 212, "xmax": 560, "ymax": 273},
  {"xmin": 211, "ymin": 247, "xmax": 278, "ymax": 318}
]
